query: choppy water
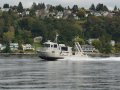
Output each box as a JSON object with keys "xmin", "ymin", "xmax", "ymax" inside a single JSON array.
[{"xmin": 0, "ymin": 56, "xmax": 120, "ymax": 90}]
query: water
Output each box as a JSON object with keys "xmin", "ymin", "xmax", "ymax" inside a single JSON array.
[{"xmin": 0, "ymin": 56, "xmax": 120, "ymax": 90}]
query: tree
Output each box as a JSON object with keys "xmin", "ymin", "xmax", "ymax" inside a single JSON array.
[
  {"xmin": 115, "ymin": 43, "xmax": 120, "ymax": 53},
  {"xmin": 67, "ymin": 6, "xmax": 70, "ymax": 10},
  {"xmin": 77, "ymin": 9, "xmax": 86, "ymax": 18},
  {"xmin": 37, "ymin": 3, "xmax": 45, "ymax": 10},
  {"xmin": 2, "ymin": 42, "xmax": 11, "ymax": 53},
  {"xmin": 103, "ymin": 5, "xmax": 108, "ymax": 11},
  {"xmin": 49, "ymin": 6, "xmax": 55, "ymax": 12},
  {"xmin": 92, "ymin": 39, "xmax": 102, "ymax": 51},
  {"xmin": 74, "ymin": 36, "xmax": 85, "ymax": 45},
  {"xmin": 89, "ymin": 4, "xmax": 95, "ymax": 11},
  {"xmin": 31, "ymin": 2, "xmax": 37, "ymax": 10},
  {"xmin": 56, "ymin": 5, "xmax": 64, "ymax": 11},
  {"xmin": 72, "ymin": 5, "xmax": 78, "ymax": 13},
  {"xmin": 114, "ymin": 5, "xmax": 117, "ymax": 11},
  {"xmin": 100, "ymin": 35, "xmax": 112, "ymax": 53},
  {"xmin": 96, "ymin": 3, "xmax": 108, "ymax": 11},
  {"xmin": 17, "ymin": 2, "xmax": 24, "ymax": 13},
  {"xmin": 3, "ymin": 4, "xmax": 9, "ymax": 8},
  {"xmin": 3, "ymin": 30, "xmax": 14, "ymax": 43}
]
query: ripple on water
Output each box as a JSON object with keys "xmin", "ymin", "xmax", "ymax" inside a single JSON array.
[{"xmin": 0, "ymin": 57, "xmax": 120, "ymax": 90}]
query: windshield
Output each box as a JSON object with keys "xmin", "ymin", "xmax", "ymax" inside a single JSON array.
[{"xmin": 44, "ymin": 44, "xmax": 50, "ymax": 47}]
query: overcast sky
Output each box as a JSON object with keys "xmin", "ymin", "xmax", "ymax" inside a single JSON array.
[{"xmin": 0, "ymin": 0, "xmax": 120, "ymax": 10}]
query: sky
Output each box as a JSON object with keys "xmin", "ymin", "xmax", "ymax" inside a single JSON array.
[{"xmin": 0, "ymin": 0, "xmax": 120, "ymax": 10}]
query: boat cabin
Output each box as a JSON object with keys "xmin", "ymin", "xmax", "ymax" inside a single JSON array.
[
  {"xmin": 43, "ymin": 40, "xmax": 72, "ymax": 56},
  {"xmin": 43, "ymin": 40, "xmax": 59, "ymax": 49}
]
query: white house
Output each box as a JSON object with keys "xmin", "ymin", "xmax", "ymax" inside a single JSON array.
[
  {"xmin": 63, "ymin": 9, "xmax": 72, "ymax": 19},
  {"xmin": 88, "ymin": 38, "xmax": 99, "ymax": 45},
  {"xmin": 110, "ymin": 40, "xmax": 115, "ymax": 46},
  {"xmin": 55, "ymin": 11, "xmax": 63, "ymax": 19},
  {"xmin": 22, "ymin": 44, "xmax": 34, "ymax": 51},
  {"xmin": 0, "ymin": 44, "xmax": 6, "ymax": 51},
  {"xmin": 81, "ymin": 45, "xmax": 97, "ymax": 52},
  {"xmin": 1, "ymin": 8, "xmax": 10, "ymax": 12},
  {"xmin": 10, "ymin": 43, "xmax": 19, "ymax": 51}
]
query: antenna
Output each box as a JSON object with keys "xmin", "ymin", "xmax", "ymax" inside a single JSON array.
[{"xmin": 55, "ymin": 33, "xmax": 59, "ymax": 43}]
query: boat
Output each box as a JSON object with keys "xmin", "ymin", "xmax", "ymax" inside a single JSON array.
[{"xmin": 37, "ymin": 35, "xmax": 87, "ymax": 60}]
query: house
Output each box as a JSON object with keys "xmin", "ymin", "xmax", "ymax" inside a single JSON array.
[
  {"xmin": 35, "ymin": 9, "xmax": 46, "ymax": 18},
  {"xmin": 55, "ymin": 11, "xmax": 63, "ymax": 19},
  {"xmin": 90, "ymin": 11, "xmax": 102, "ymax": 16},
  {"xmin": 46, "ymin": 4, "xmax": 52, "ymax": 11},
  {"xmin": 102, "ymin": 11, "xmax": 109, "ymax": 16},
  {"xmin": 22, "ymin": 44, "xmax": 34, "ymax": 51},
  {"xmin": 81, "ymin": 45, "xmax": 97, "ymax": 52},
  {"xmin": 48, "ymin": 12, "xmax": 56, "ymax": 17},
  {"xmin": 73, "ymin": 14, "xmax": 79, "ymax": 20},
  {"xmin": 63, "ymin": 9, "xmax": 72, "ymax": 19},
  {"xmin": 24, "ymin": 10, "xmax": 30, "ymax": 15},
  {"xmin": 87, "ymin": 38, "xmax": 99, "ymax": 45},
  {"xmin": 10, "ymin": 43, "xmax": 19, "ymax": 51},
  {"xmin": 1, "ymin": 8, "xmax": 10, "ymax": 12},
  {"xmin": 106, "ymin": 12, "xmax": 114, "ymax": 18},
  {"xmin": 34, "ymin": 36, "xmax": 42, "ymax": 43},
  {"xmin": 0, "ymin": 44, "xmax": 6, "ymax": 51},
  {"xmin": 110, "ymin": 40, "xmax": 115, "ymax": 46}
]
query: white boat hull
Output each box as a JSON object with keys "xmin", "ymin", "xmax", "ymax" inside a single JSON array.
[{"xmin": 38, "ymin": 51, "xmax": 64, "ymax": 60}]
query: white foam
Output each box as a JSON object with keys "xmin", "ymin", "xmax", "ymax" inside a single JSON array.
[{"xmin": 59, "ymin": 56, "xmax": 120, "ymax": 61}]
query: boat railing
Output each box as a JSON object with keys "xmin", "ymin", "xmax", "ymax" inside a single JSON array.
[
  {"xmin": 75, "ymin": 42, "xmax": 84, "ymax": 55},
  {"xmin": 37, "ymin": 47, "xmax": 59, "ymax": 52}
]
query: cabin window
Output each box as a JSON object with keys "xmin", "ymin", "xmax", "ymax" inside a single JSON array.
[
  {"xmin": 54, "ymin": 44, "xmax": 57, "ymax": 48},
  {"xmin": 51, "ymin": 45, "xmax": 53, "ymax": 48},
  {"xmin": 44, "ymin": 44, "xmax": 50, "ymax": 47},
  {"xmin": 61, "ymin": 47, "xmax": 68, "ymax": 51}
]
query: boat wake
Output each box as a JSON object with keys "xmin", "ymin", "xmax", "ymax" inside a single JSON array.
[{"xmin": 59, "ymin": 56, "xmax": 120, "ymax": 61}]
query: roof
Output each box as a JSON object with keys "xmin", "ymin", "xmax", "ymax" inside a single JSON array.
[{"xmin": 43, "ymin": 40, "xmax": 57, "ymax": 45}]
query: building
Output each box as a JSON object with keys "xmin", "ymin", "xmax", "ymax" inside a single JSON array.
[
  {"xmin": 0, "ymin": 44, "xmax": 6, "ymax": 51},
  {"xmin": 55, "ymin": 11, "xmax": 63, "ymax": 19},
  {"xmin": 10, "ymin": 43, "xmax": 19, "ymax": 51},
  {"xmin": 81, "ymin": 45, "xmax": 97, "ymax": 52},
  {"xmin": 1, "ymin": 8, "xmax": 10, "ymax": 12},
  {"xmin": 87, "ymin": 38, "xmax": 99, "ymax": 45},
  {"xmin": 110, "ymin": 40, "xmax": 115, "ymax": 46},
  {"xmin": 63, "ymin": 9, "xmax": 72, "ymax": 19},
  {"xmin": 34, "ymin": 36, "xmax": 42, "ymax": 43},
  {"xmin": 22, "ymin": 44, "xmax": 34, "ymax": 51},
  {"xmin": 35, "ymin": 9, "xmax": 46, "ymax": 18}
]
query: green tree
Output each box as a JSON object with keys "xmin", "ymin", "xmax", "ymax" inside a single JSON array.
[
  {"xmin": 56, "ymin": 5, "xmax": 64, "ymax": 11},
  {"xmin": 92, "ymin": 39, "xmax": 102, "ymax": 51},
  {"xmin": 115, "ymin": 43, "xmax": 120, "ymax": 53},
  {"xmin": 74, "ymin": 36, "xmax": 85, "ymax": 45},
  {"xmin": 77, "ymin": 9, "xmax": 86, "ymax": 18},
  {"xmin": 17, "ymin": 2, "xmax": 24, "ymax": 13},
  {"xmin": 72, "ymin": 5, "xmax": 78, "ymax": 13},
  {"xmin": 49, "ymin": 6, "xmax": 55, "ymax": 12},
  {"xmin": 2, "ymin": 42, "xmax": 11, "ymax": 53},
  {"xmin": 114, "ymin": 5, "xmax": 117, "ymax": 11},
  {"xmin": 89, "ymin": 4, "xmax": 96, "ymax": 11},
  {"xmin": 3, "ymin": 4, "xmax": 9, "ymax": 8},
  {"xmin": 100, "ymin": 35, "xmax": 112, "ymax": 53},
  {"xmin": 31, "ymin": 2, "xmax": 37, "ymax": 10},
  {"xmin": 3, "ymin": 30, "xmax": 14, "ymax": 43},
  {"xmin": 103, "ymin": 5, "xmax": 108, "ymax": 11}
]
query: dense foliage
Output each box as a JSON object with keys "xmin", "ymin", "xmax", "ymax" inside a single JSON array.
[{"xmin": 0, "ymin": 2, "xmax": 120, "ymax": 53}]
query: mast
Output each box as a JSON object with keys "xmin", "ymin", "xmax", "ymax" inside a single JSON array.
[{"xmin": 54, "ymin": 33, "xmax": 59, "ymax": 43}]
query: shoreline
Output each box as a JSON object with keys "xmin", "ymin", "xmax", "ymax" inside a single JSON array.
[
  {"xmin": 0, "ymin": 53, "xmax": 39, "ymax": 58},
  {"xmin": 0, "ymin": 53, "xmax": 119, "ymax": 57}
]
